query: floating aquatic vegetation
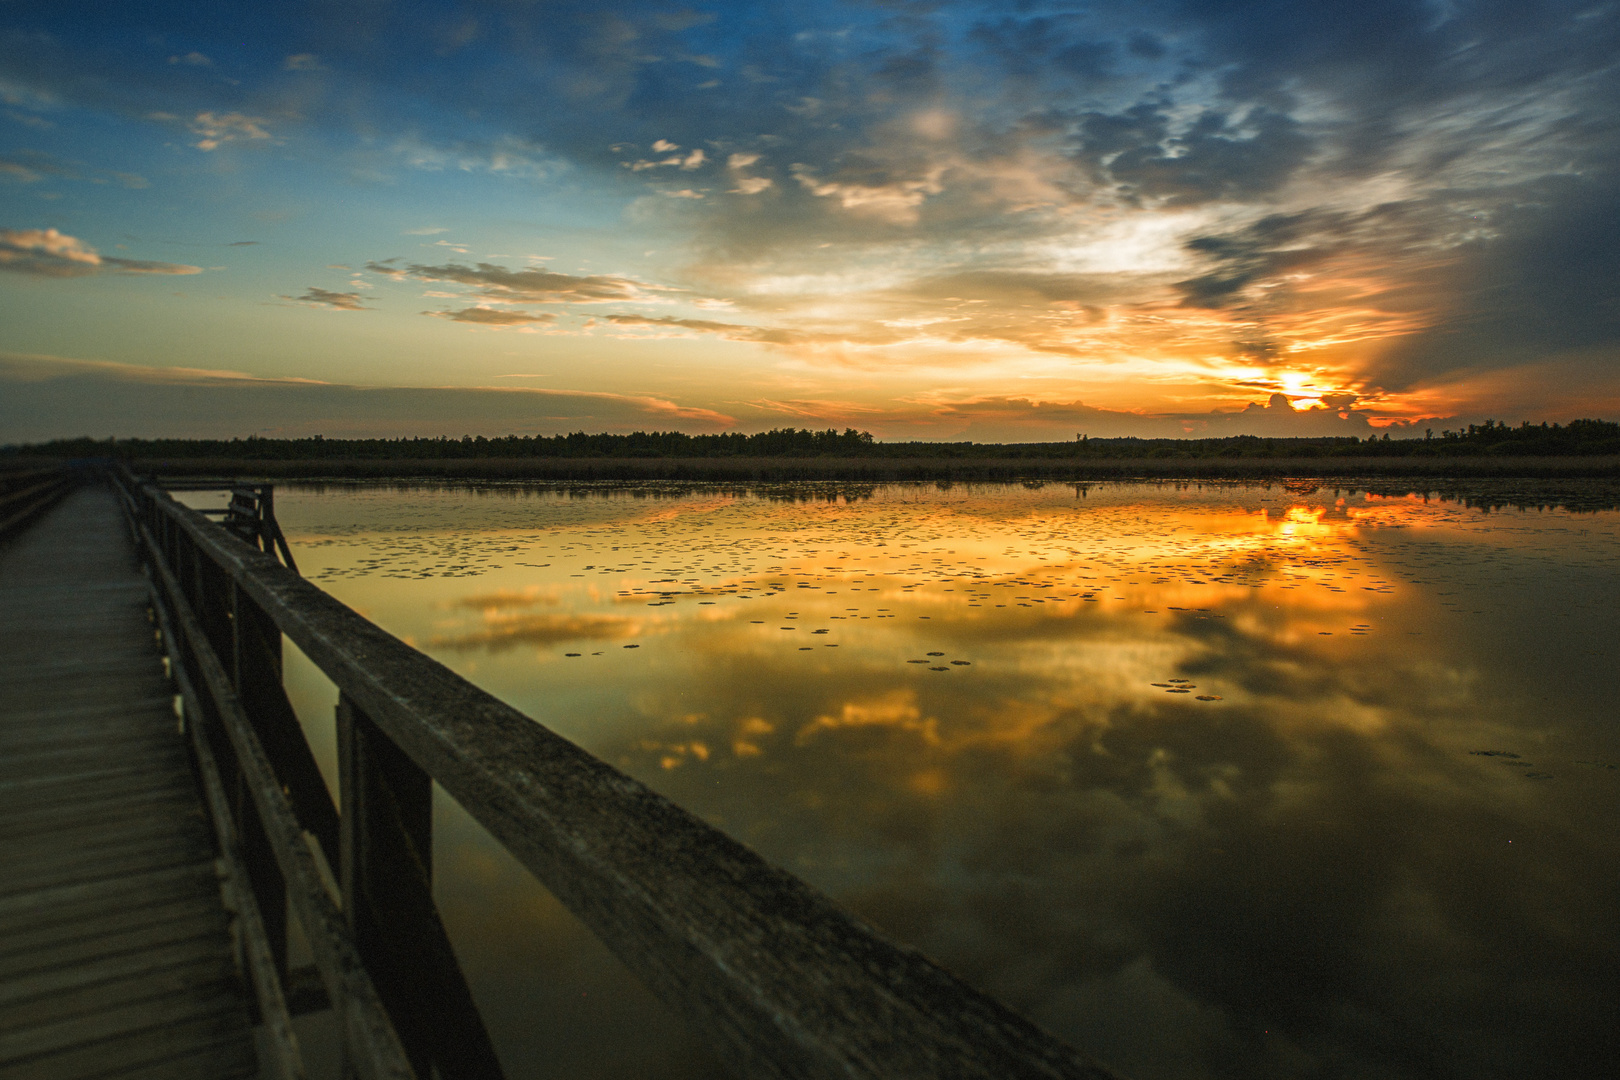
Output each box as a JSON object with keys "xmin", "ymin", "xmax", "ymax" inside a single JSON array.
[{"xmin": 274, "ymin": 478, "xmax": 1620, "ymax": 1080}]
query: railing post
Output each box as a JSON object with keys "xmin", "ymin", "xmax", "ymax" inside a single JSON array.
[
  {"xmin": 231, "ymin": 582, "xmax": 291, "ymax": 984},
  {"xmin": 232, "ymin": 581, "xmax": 343, "ymax": 864},
  {"xmin": 337, "ymin": 692, "xmax": 506, "ymax": 1080},
  {"xmin": 339, "ymin": 692, "xmax": 435, "ymax": 1079},
  {"xmin": 260, "ymin": 485, "xmax": 276, "ymax": 554}
]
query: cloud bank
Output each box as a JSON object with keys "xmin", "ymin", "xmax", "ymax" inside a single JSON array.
[{"xmin": 0, "ymin": 354, "xmax": 733, "ymax": 441}]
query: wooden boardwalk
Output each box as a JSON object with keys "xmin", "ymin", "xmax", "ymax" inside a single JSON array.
[{"xmin": 0, "ymin": 485, "xmax": 256, "ymax": 1079}]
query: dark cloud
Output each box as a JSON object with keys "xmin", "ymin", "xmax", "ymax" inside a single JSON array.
[
  {"xmin": 872, "ymin": 41, "xmax": 941, "ymax": 94},
  {"xmin": 1173, "ymin": 210, "xmax": 1348, "ymax": 310},
  {"xmin": 1185, "ymin": 0, "xmax": 1620, "ymax": 111},
  {"xmin": 1172, "ymin": 164, "xmax": 1620, "ymax": 391},
  {"xmin": 0, "ymin": 353, "xmax": 735, "ymax": 440},
  {"xmin": 970, "ymin": 16, "xmax": 1116, "ymax": 83},
  {"xmin": 1125, "ymin": 31, "xmax": 1166, "ymax": 60},
  {"xmin": 921, "ymin": 395, "xmax": 1380, "ymax": 442},
  {"xmin": 1073, "ymin": 104, "xmax": 1314, "ymax": 207},
  {"xmin": 1371, "ymin": 172, "xmax": 1620, "ymax": 387}
]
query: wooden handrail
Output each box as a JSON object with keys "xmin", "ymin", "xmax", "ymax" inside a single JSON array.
[
  {"xmin": 120, "ymin": 481, "xmax": 417, "ymax": 1080},
  {"xmin": 124, "ymin": 472, "xmax": 1124, "ymax": 1080},
  {"xmin": 0, "ymin": 468, "xmax": 77, "ymax": 537}
]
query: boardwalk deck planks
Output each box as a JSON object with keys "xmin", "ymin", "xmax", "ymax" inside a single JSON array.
[{"xmin": 0, "ymin": 486, "xmax": 256, "ymax": 1080}]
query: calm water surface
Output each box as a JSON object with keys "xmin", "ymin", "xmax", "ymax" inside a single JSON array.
[{"xmin": 254, "ymin": 480, "xmax": 1619, "ymax": 1080}]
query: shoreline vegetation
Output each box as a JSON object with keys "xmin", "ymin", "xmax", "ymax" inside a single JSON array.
[{"xmin": 5, "ymin": 419, "xmax": 1618, "ymax": 482}]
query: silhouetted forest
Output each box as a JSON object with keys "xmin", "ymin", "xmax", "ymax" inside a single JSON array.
[{"xmin": 8, "ymin": 418, "xmax": 1620, "ymax": 462}]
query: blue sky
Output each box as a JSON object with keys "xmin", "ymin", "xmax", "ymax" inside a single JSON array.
[{"xmin": 4, "ymin": 0, "xmax": 1618, "ymax": 440}]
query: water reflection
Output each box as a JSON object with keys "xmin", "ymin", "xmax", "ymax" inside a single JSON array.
[{"xmin": 277, "ymin": 481, "xmax": 1620, "ymax": 1080}]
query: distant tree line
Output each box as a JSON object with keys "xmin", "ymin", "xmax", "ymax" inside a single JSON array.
[{"xmin": 7, "ymin": 419, "xmax": 1619, "ymax": 462}]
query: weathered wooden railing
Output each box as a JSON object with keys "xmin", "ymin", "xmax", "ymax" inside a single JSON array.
[
  {"xmin": 0, "ymin": 464, "xmax": 80, "ymax": 539},
  {"xmin": 157, "ymin": 479, "xmax": 301, "ymax": 571},
  {"xmin": 112, "ymin": 467, "xmax": 1123, "ymax": 1080}
]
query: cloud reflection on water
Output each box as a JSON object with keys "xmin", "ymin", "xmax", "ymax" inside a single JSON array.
[{"xmin": 278, "ymin": 481, "xmax": 1620, "ymax": 1080}]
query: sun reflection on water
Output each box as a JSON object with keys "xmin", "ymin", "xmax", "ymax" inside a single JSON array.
[{"xmin": 277, "ymin": 480, "xmax": 1620, "ymax": 1080}]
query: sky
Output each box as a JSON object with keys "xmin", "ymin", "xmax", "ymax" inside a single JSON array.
[{"xmin": 3, "ymin": 0, "xmax": 1619, "ymax": 442}]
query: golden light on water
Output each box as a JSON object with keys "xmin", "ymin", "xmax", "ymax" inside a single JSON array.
[{"xmin": 275, "ymin": 481, "xmax": 1620, "ymax": 1080}]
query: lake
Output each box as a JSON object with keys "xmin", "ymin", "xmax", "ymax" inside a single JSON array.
[{"xmin": 244, "ymin": 479, "xmax": 1619, "ymax": 1080}]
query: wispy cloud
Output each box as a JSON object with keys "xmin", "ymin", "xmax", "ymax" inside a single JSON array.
[
  {"xmin": 0, "ymin": 150, "xmax": 73, "ymax": 184},
  {"xmin": 389, "ymin": 134, "xmax": 561, "ymax": 180},
  {"xmin": 189, "ymin": 111, "xmax": 271, "ymax": 151},
  {"xmin": 603, "ymin": 313, "xmax": 818, "ymax": 346},
  {"xmin": 0, "ymin": 151, "xmax": 147, "ymax": 189},
  {"xmin": 283, "ymin": 286, "xmax": 368, "ymax": 310},
  {"xmin": 0, "ymin": 228, "xmax": 201, "ymax": 277},
  {"xmin": 369, "ymin": 259, "xmax": 652, "ymax": 304},
  {"xmin": 425, "ymin": 307, "xmax": 557, "ymax": 326}
]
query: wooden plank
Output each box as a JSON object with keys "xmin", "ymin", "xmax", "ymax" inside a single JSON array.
[
  {"xmin": 1, "ymin": 811, "xmax": 204, "ymax": 867},
  {"xmin": 0, "ymin": 735, "xmax": 184, "ymax": 769},
  {"xmin": 0, "ymin": 744, "xmax": 184, "ymax": 784},
  {"xmin": 0, "ymin": 485, "xmax": 255, "ymax": 1077},
  {"xmin": 0, "ymin": 679, "xmax": 173, "ymax": 715},
  {"xmin": 0, "ymin": 895, "xmax": 227, "ymax": 984},
  {"xmin": 0, "ymin": 870, "xmax": 222, "ymax": 941},
  {"xmin": 0, "ymin": 893, "xmax": 224, "ymax": 967},
  {"xmin": 1, "ymin": 759, "xmax": 187, "ymax": 801},
  {"xmin": 0, "ymin": 695, "xmax": 174, "ymax": 731},
  {"xmin": 0, "ymin": 742, "xmax": 186, "ymax": 782},
  {"xmin": 0, "ymin": 777, "xmax": 194, "ymax": 835},
  {"xmin": 4, "ymin": 793, "xmax": 200, "ymax": 845},
  {"xmin": 0, "ymin": 716, "xmax": 179, "ymax": 756},
  {"xmin": 0, "ymin": 862, "xmax": 217, "ymax": 922},
  {"xmin": 0, "ymin": 761, "xmax": 195, "ymax": 809},
  {"xmin": 0, "ymin": 981, "xmax": 247, "ymax": 1065},
  {"xmin": 51, "ymin": 1036, "xmax": 256, "ymax": 1080},
  {"xmin": 0, "ymin": 752, "xmax": 188, "ymax": 791},
  {"xmin": 0, "ymin": 660, "xmax": 166, "ymax": 688},
  {"xmin": 0, "ymin": 935, "xmax": 233, "ymax": 1013},
  {"xmin": 0, "ymin": 833, "xmax": 214, "ymax": 900},
  {"xmin": 0, "ymin": 956, "xmax": 237, "ymax": 1039},
  {"xmin": 0, "ymin": 1010, "xmax": 256, "ymax": 1080}
]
